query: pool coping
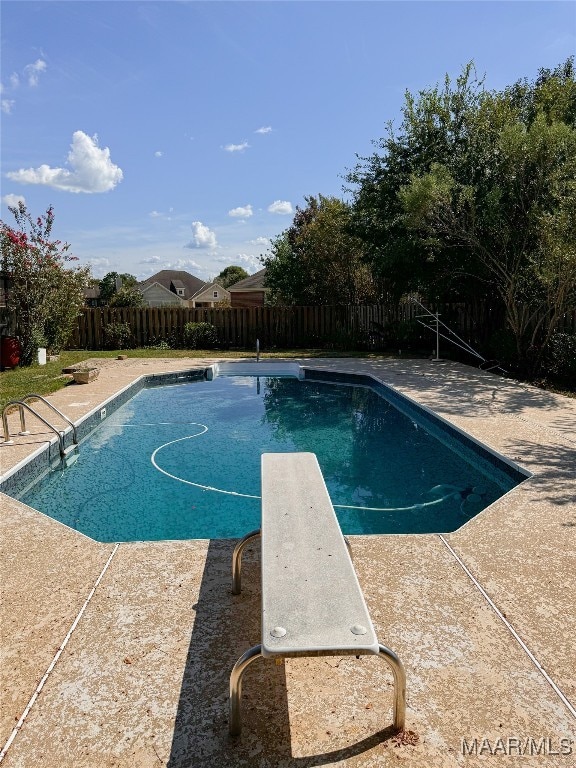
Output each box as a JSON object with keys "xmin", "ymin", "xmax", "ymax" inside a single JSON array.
[{"xmin": 1, "ymin": 356, "xmax": 575, "ymax": 767}]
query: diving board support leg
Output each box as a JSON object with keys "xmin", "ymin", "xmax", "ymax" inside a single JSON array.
[
  {"xmin": 378, "ymin": 644, "xmax": 406, "ymax": 731},
  {"xmin": 232, "ymin": 529, "xmax": 261, "ymax": 595},
  {"xmin": 229, "ymin": 644, "xmax": 263, "ymax": 737}
]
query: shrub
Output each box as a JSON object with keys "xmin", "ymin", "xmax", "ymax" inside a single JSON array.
[
  {"xmin": 183, "ymin": 322, "xmax": 219, "ymax": 349},
  {"xmin": 145, "ymin": 335, "xmax": 175, "ymax": 351},
  {"xmin": 109, "ymin": 286, "xmax": 144, "ymax": 307},
  {"xmin": 103, "ymin": 321, "xmax": 132, "ymax": 350},
  {"xmin": 486, "ymin": 328, "xmax": 519, "ymax": 368},
  {"xmin": 545, "ymin": 333, "xmax": 576, "ymax": 382}
]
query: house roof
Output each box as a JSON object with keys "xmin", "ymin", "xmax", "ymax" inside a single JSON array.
[
  {"xmin": 189, "ymin": 281, "xmax": 229, "ymax": 300},
  {"xmin": 140, "ymin": 281, "xmax": 187, "ymax": 304},
  {"xmin": 228, "ymin": 268, "xmax": 267, "ymax": 292},
  {"xmin": 139, "ymin": 270, "xmax": 205, "ymax": 299}
]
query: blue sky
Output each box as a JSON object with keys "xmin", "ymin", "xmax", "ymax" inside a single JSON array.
[{"xmin": 1, "ymin": 1, "xmax": 574, "ymax": 283}]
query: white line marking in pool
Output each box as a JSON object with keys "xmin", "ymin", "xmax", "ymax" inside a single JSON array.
[
  {"xmin": 151, "ymin": 426, "xmax": 261, "ymax": 499},
  {"xmin": 335, "ymin": 495, "xmax": 455, "ymax": 512},
  {"xmin": 107, "ymin": 422, "xmax": 209, "ymax": 427},
  {"xmin": 439, "ymin": 535, "xmax": 576, "ymax": 720},
  {"xmin": 150, "ymin": 425, "xmax": 460, "ymax": 511},
  {"xmin": 0, "ymin": 544, "xmax": 120, "ymax": 762}
]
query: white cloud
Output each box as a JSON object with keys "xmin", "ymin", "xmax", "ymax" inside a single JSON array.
[
  {"xmin": 148, "ymin": 208, "xmax": 174, "ymax": 220},
  {"xmin": 139, "ymin": 255, "xmax": 162, "ymax": 264},
  {"xmin": 250, "ymin": 236, "xmax": 270, "ymax": 246},
  {"xmin": 1, "ymin": 61, "xmax": 46, "ymax": 113},
  {"xmin": 228, "ymin": 204, "xmax": 253, "ymax": 218},
  {"xmin": 83, "ymin": 257, "xmax": 110, "ymax": 278},
  {"xmin": 186, "ymin": 221, "xmax": 217, "ymax": 250},
  {"xmin": 6, "ymin": 131, "xmax": 123, "ymax": 193},
  {"xmin": 167, "ymin": 258, "xmax": 203, "ymax": 271},
  {"xmin": 2, "ymin": 193, "xmax": 26, "ymax": 208},
  {"xmin": 154, "ymin": 150, "xmax": 163, "ymax": 157},
  {"xmin": 24, "ymin": 59, "xmax": 47, "ymax": 87},
  {"xmin": 268, "ymin": 200, "xmax": 293, "ymax": 215},
  {"xmin": 140, "ymin": 265, "xmax": 163, "ymax": 278},
  {"xmin": 223, "ymin": 141, "xmax": 249, "ymax": 153},
  {"xmin": 255, "ymin": 126, "xmax": 272, "ymax": 134},
  {"xmin": 235, "ymin": 254, "xmax": 263, "ymax": 272}
]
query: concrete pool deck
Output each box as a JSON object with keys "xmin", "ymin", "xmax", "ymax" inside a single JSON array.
[{"xmin": 0, "ymin": 356, "xmax": 574, "ymax": 767}]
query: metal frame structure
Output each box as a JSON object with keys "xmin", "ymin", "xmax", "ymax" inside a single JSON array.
[
  {"xmin": 1, "ymin": 394, "xmax": 78, "ymax": 459},
  {"xmin": 229, "ymin": 636, "xmax": 405, "ymax": 738},
  {"xmin": 410, "ymin": 296, "xmax": 506, "ymax": 374}
]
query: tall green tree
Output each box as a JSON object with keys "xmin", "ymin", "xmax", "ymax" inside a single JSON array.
[
  {"xmin": 109, "ymin": 285, "xmax": 144, "ymax": 307},
  {"xmin": 349, "ymin": 59, "xmax": 576, "ymax": 373},
  {"xmin": 99, "ymin": 271, "xmax": 138, "ymax": 304},
  {"xmin": 347, "ymin": 63, "xmax": 493, "ymax": 301},
  {"xmin": 0, "ymin": 203, "xmax": 91, "ymax": 364},
  {"xmin": 214, "ymin": 265, "xmax": 249, "ymax": 288},
  {"xmin": 263, "ymin": 195, "xmax": 379, "ymax": 305}
]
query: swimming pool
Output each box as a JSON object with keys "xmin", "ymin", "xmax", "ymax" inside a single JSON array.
[{"xmin": 16, "ymin": 372, "xmax": 525, "ymax": 542}]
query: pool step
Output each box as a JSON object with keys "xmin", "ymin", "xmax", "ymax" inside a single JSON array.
[
  {"xmin": 206, "ymin": 362, "xmax": 304, "ymax": 379},
  {"xmin": 62, "ymin": 445, "xmax": 79, "ymax": 467},
  {"xmin": 49, "ymin": 444, "xmax": 79, "ymax": 469}
]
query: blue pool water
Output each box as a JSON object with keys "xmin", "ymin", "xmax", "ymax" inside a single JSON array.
[{"xmin": 20, "ymin": 375, "xmax": 522, "ymax": 541}]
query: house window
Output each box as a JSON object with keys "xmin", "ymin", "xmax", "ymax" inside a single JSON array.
[
  {"xmin": 177, "ymin": 289, "xmax": 184, "ymax": 296},
  {"xmin": 213, "ymin": 291, "xmax": 218, "ymax": 298}
]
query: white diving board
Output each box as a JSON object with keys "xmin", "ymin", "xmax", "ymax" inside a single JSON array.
[{"xmin": 229, "ymin": 452, "xmax": 406, "ymax": 738}]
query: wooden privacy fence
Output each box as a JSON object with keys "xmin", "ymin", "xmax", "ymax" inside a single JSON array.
[
  {"xmin": 71, "ymin": 303, "xmax": 575, "ymax": 352},
  {"xmin": 74, "ymin": 305, "xmax": 401, "ymax": 350}
]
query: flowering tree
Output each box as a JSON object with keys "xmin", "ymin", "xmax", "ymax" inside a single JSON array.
[{"xmin": 0, "ymin": 203, "xmax": 91, "ymax": 365}]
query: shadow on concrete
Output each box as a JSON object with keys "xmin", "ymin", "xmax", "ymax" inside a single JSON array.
[
  {"xmin": 166, "ymin": 538, "xmax": 288, "ymax": 766},
  {"xmin": 309, "ymin": 358, "xmax": 574, "ymax": 424},
  {"xmin": 509, "ymin": 441, "xmax": 576, "ymax": 507},
  {"xmin": 167, "ymin": 539, "xmax": 400, "ymax": 767}
]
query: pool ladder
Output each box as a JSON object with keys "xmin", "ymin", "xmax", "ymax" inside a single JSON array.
[{"xmin": 1, "ymin": 394, "xmax": 78, "ymax": 463}]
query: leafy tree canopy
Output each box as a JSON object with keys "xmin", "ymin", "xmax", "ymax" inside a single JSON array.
[
  {"xmin": 109, "ymin": 285, "xmax": 144, "ymax": 307},
  {"xmin": 214, "ymin": 265, "xmax": 249, "ymax": 289},
  {"xmin": 99, "ymin": 271, "xmax": 138, "ymax": 303},
  {"xmin": 0, "ymin": 203, "xmax": 91, "ymax": 363},
  {"xmin": 348, "ymin": 58, "xmax": 576, "ymax": 373},
  {"xmin": 263, "ymin": 194, "xmax": 380, "ymax": 305}
]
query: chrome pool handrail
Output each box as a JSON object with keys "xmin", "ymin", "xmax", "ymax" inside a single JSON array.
[
  {"xmin": 21, "ymin": 394, "xmax": 78, "ymax": 444},
  {"xmin": 2, "ymin": 400, "xmax": 66, "ymax": 458}
]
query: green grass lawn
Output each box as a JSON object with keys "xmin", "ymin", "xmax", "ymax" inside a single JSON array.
[{"xmin": 0, "ymin": 348, "xmax": 399, "ymax": 410}]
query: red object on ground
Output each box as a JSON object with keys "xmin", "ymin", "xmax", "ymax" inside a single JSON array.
[{"xmin": 0, "ymin": 336, "xmax": 21, "ymax": 369}]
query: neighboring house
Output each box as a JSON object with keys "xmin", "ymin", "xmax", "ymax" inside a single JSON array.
[
  {"xmin": 189, "ymin": 282, "xmax": 230, "ymax": 307},
  {"xmin": 228, "ymin": 268, "xmax": 268, "ymax": 308},
  {"xmin": 84, "ymin": 286, "xmax": 102, "ymax": 307},
  {"xmin": 139, "ymin": 270, "xmax": 205, "ymax": 306},
  {"xmin": 140, "ymin": 281, "xmax": 188, "ymax": 307},
  {"xmin": 138, "ymin": 270, "xmax": 229, "ymax": 308}
]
